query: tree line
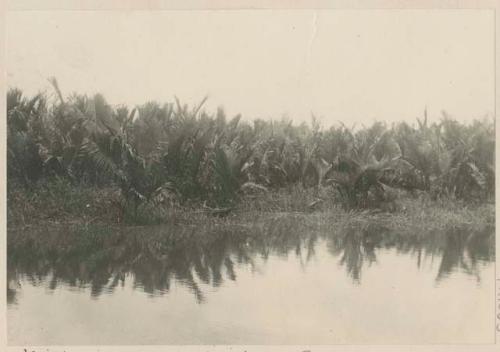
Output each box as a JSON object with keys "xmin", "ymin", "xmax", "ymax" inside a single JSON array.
[{"xmin": 7, "ymin": 79, "xmax": 495, "ymax": 218}]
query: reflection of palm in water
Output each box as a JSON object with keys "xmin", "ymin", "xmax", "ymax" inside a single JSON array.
[
  {"xmin": 435, "ymin": 228, "xmax": 493, "ymax": 283},
  {"xmin": 327, "ymin": 224, "xmax": 494, "ymax": 284},
  {"xmin": 7, "ymin": 219, "xmax": 494, "ymax": 303},
  {"xmin": 327, "ymin": 226, "xmax": 379, "ymax": 283}
]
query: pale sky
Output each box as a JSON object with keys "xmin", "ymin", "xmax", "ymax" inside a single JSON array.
[{"xmin": 6, "ymin": 10, "xmax": 495, "ymax": 126}]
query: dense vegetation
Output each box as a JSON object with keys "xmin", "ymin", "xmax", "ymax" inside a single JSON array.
[{"xmin": 7, "ymin": 79, "xmax": 495, "ymax": 224}]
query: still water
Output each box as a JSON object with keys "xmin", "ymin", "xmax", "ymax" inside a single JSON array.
[{"xmin": 7, "ymin": 215, "xmax": 495, "ymax": 345}]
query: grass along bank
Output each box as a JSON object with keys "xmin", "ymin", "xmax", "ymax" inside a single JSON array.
[{"xmin": 8, "ymin": 178, "xmax": 494, "ymax": 235}]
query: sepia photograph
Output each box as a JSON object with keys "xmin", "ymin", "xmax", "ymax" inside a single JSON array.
[{"xmin": 3, "ymin": 3, "xmax": 497, "ymax": 348}]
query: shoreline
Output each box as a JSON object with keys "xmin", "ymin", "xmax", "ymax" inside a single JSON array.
[{"xmin": 8, "ymin": 181, "xmax": 494, "ymax": 234}]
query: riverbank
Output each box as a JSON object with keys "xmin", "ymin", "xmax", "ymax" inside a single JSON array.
[{"xmin": 7, "ymin": 179, "xmax": 494, "ymax": 235}]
